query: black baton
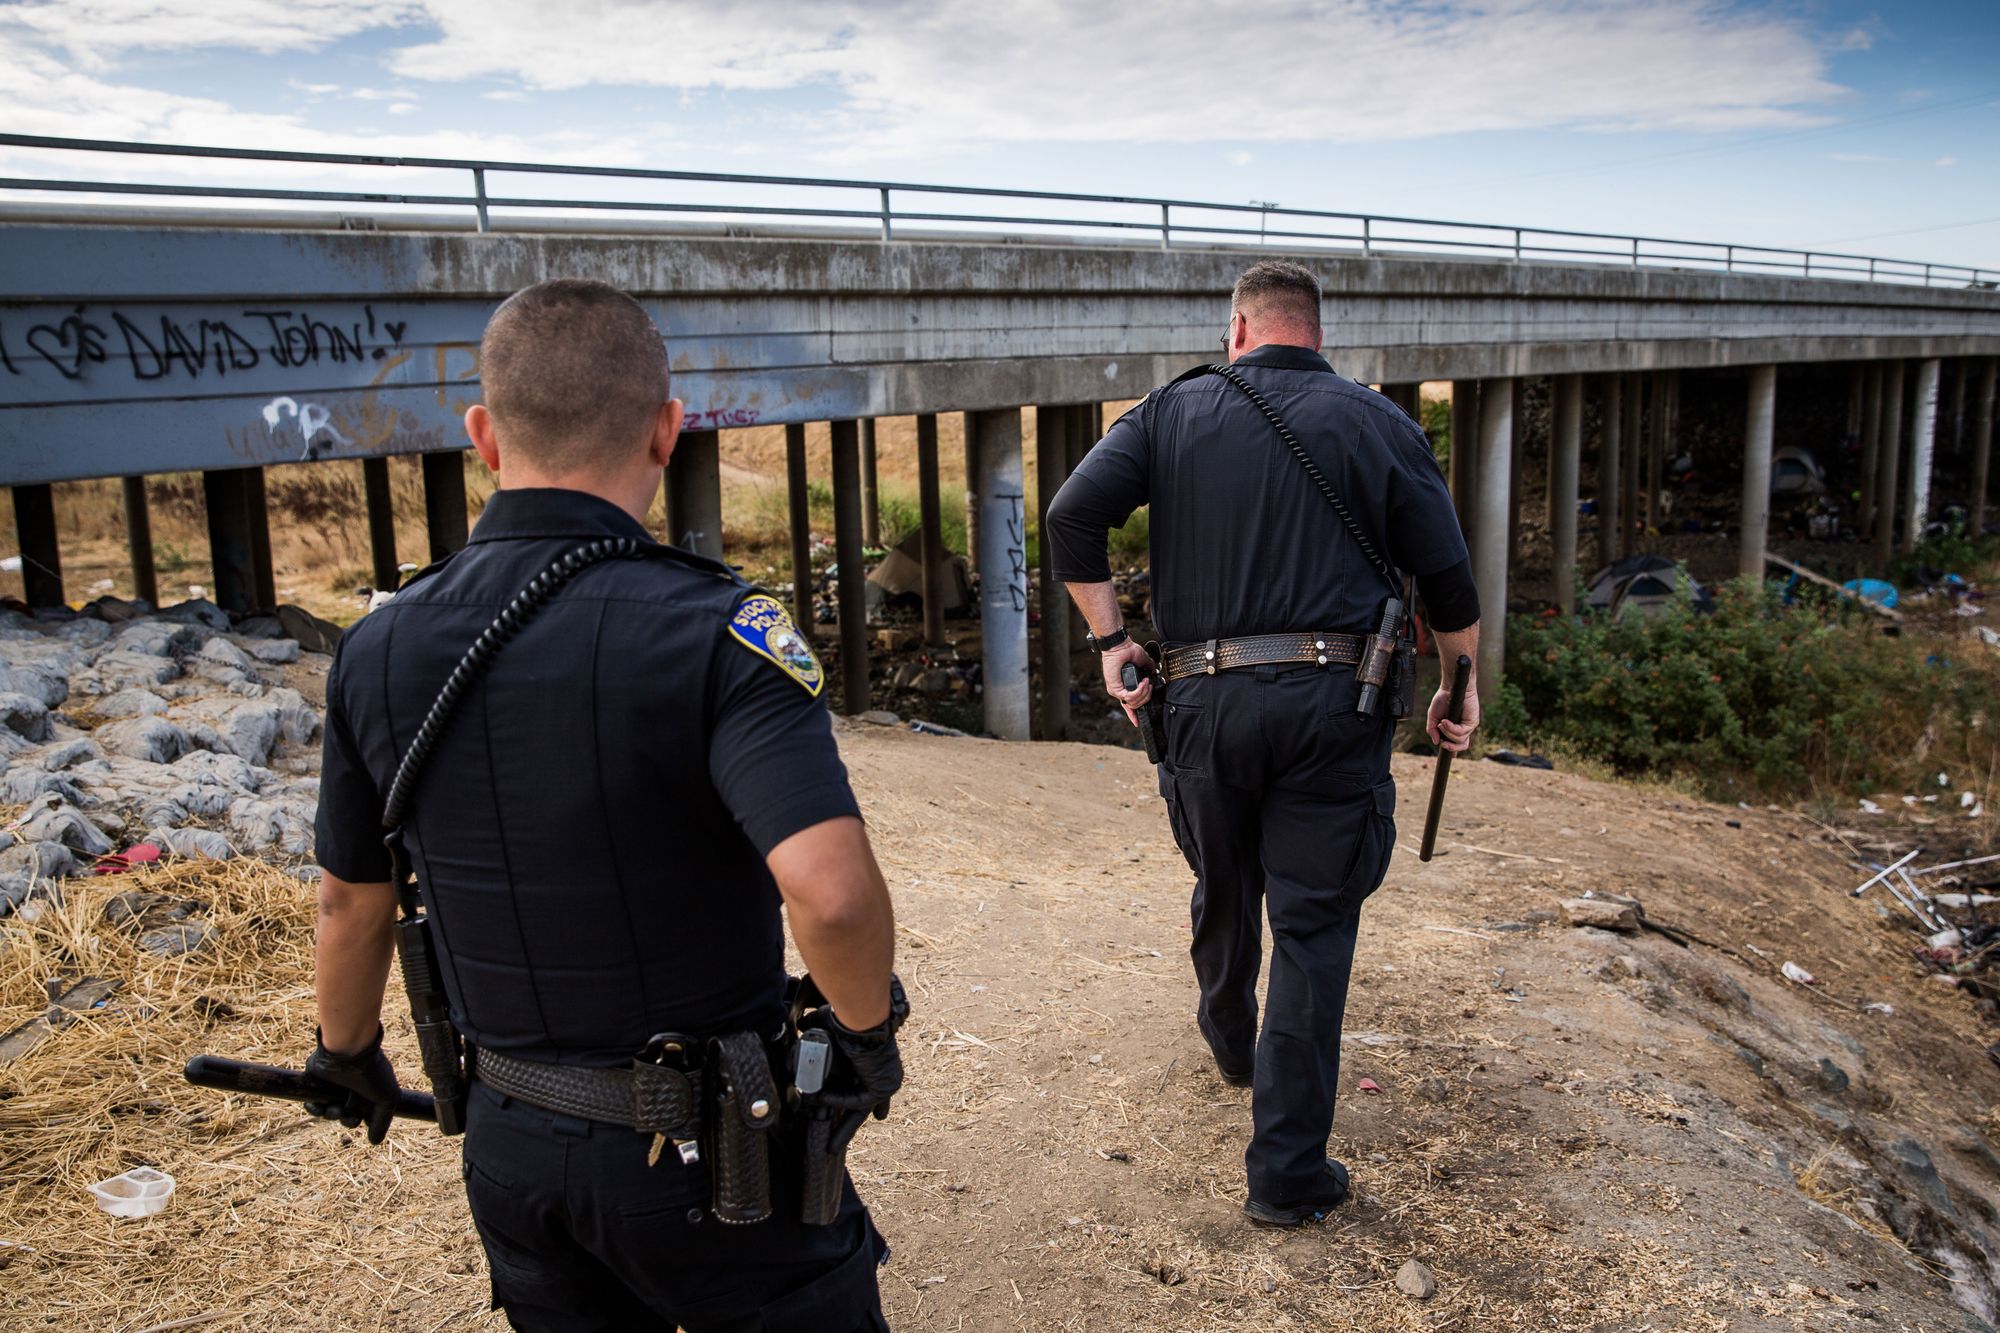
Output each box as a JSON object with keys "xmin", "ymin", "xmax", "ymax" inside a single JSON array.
[
  {"xmin": 183, "ymin": 1054, "xmax": 440, "ymax": 1122},
  {"xmin": 1121, "ymin": 662, "xmax": 1162, "ymax": 764},
  {"xmin": 1418, "ymin": 655, "xmax": 1473, "ymax": 863}
]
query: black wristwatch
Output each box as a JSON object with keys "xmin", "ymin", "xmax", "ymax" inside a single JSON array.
[{"xmin": 1085, "ymin": 625, "xmax": 1130, "ymax": 653}]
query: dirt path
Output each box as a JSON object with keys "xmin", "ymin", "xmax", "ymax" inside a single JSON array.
[{"xmin": 5, "ymin": 725, "xmax": 1998, "ymax": 1331}]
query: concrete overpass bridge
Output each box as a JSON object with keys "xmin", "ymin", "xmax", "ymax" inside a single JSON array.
[{"xmin": 2, "ymin": 136, "xmax": 1997, "ymax": 739}]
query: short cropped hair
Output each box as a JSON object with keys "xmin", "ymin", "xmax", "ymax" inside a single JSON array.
[
  {"xmin": 1231, "ymin": 260, "xmax": 1322, "ymax": 336},
  {"xmin": 479, "ymin": 279, "xmax": 668, "ymax": 472}
]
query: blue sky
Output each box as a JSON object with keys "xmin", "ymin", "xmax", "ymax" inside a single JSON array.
[{"xmin": 2, "ymin": 0, "xmax": 1995, "ymax": 271}]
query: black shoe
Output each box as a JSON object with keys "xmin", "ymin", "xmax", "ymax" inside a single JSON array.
[{"xmin": 1244, "ymin": 1160, "xmax": 1352, "ymax": 1227}]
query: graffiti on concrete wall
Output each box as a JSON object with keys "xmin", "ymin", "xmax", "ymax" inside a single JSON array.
[{"xmin": 0, "ymin": 305, "xmax": 409, "ymax": 383}]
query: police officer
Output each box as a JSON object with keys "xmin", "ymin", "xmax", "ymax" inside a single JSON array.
[
  {"xmin": 1046, "ymin": 260, "xmax": 1481, "ymax": 1226},
  {"xmin": 306, "ymin": 279, "xmax": 901, "ymax": 1329}
]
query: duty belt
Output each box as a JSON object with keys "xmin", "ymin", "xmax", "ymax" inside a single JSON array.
[
  {"xmin": 1160, "ymin": 632, "xmax": 1366, "ymax": 682},
  {"xmin": 472, "ymin": 1044, "xmax": 706, "ymax": 1135}
]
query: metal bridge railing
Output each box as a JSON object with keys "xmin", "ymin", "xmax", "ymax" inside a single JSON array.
[{"xmin": 0, "ymin": 134, "xmax": 1991, "ymax": 290}]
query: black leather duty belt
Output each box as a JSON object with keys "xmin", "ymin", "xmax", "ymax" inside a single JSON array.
[
  {"xmin": 1160, "ymin": 632, "xmax": 1367, "ymax": 683},
  {"xmin": 473, "ymin": 1045, "xmax": 703, "ymax": 1135}
]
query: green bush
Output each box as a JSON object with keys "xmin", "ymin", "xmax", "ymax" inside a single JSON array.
[
  {"xmin": 1421, "ymin": 396, "xmax": 1451, "ymax": 472},
  {"xmin": 1498, "ymin": 576, "xmax": 1998, "ymax": 799}
]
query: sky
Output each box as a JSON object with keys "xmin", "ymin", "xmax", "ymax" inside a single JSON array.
[{"xmin": 1, "ymin": 0, "xmax": 1997, "ymax": 272}]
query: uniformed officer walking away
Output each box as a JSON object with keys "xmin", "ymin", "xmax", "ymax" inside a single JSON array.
[
  {"xmin": 305, "ymin": 279, "xmax": 902, "ymax": 1330},
  {"xmin": 1046, "ymin": 260, "xmax": 1482, "ymax": 1227}
]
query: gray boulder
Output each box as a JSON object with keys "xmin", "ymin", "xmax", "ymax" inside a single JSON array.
[
  {"xmin": 77, "ymin": 649, "xmax": 182, "ymax": 695},
  {"xmin": 146, "ymin": 826, "xmax": 235, "ymax": 861},
  {"xmin": 53, "ymin": 618, "xmax": 113, "ymax": 648},
  {"xmin": 0, "ymin": 664, "xmax": 68, "ymax": 708},
  {"xmin": 155, "ymin": 599, "xmax": 231, "ymax": 631},
  {"xmin": 111, "ymin": 620, "xmax": 203, "ymax": 658},
  {"xmin": 249, "ymin": 639, "xmax": 302, "ymax": 665},
  {"xmin": 1, "ymin": 770, "xmax": 84, "ymax": 805},
  {"xmin": 226, "ymin": 796, "xmax": 316, "ymax": 855},
  {"xmin": 18, "ymin": 804, "xmax": 116, "ymax": 857},
  {"xmin": 0, "ymin": 840, "xmax": 81, "ymax": 911},
  {"xmin": 173, "ymin": 690, "xmax": 319, "ymax": 766},
  {"xmin": 96, "ymin": 688, "xmax": 170, "ymax": 718},
  {"xmin": 38, "ymin": 738, "xmax": 104, "ymax": 771},
  {"xmin": 168, "ymin": 749, "xmax": 265, "ymax": 793},
  {"xmin": 98, "ymin": 715, "xmax": 197, "ymax": 764},
  {"xmin": 0, "ymin": 692, "xmax": 52, "ymax": 743}
]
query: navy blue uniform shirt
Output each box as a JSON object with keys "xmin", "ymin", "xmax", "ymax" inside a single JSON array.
[
  {"xmin": 1045, "ymin": 344, "xmax": 1469, "ymax": 642},
  {"xmin": 315, "ymin": 487, "xmax": 858, "ymax": 1065}
]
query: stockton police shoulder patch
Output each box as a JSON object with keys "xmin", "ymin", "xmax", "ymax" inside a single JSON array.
[{"xmin": 727, "ymin": 594, "xmax": 825, "ymax": 697}]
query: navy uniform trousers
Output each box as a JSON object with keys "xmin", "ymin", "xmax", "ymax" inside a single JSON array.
[
  {"xmin": 461, "ymin": 1082, "xmax": 889, "ymax": 1332},
  {"xmin": 1157, "ymin": 662, "xmax": 1397, "ymax": 1207}
]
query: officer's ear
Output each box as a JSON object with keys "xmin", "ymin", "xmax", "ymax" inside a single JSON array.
[
  {"xmin": 466, "ymin": 404, "xmax": 501, "ymax": 474},
  {"xmin": 649, "ymin": 398, "xmax": 685, "ymax": 470}
]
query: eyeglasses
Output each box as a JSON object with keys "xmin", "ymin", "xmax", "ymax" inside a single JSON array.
[{"xmin": 1219, "ymin": 312, "xmax": 1236, "ymax": 354}]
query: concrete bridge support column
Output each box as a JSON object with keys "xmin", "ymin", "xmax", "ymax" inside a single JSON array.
[
  {"xmin": 202, "ymin": 467, "xmax": 274, "ymax": 614},
  {"xmin": 1067, "ymin": 404, "xmax": 1095, "ymax": 648},
  {"xmin": 665, "ymin": 429, "xmax": 723, "ymax": 559},
  {"xmin": 121, "ymin": 476, "xmax": 158, "ymax": 607},
  {"xmin": 1036, "ymin": 406, "xmax": 1074, "ymax": 741},
  {"xmin": 1449, "ymin": 381, "xmax": 1479, "ymax": 549},
  {"xmin": 1646, "ymin": 371, "xmax": 1670, "ymax": 536},
  {"xmin": 1859, "ymin": 364, "xmax": 1883, "ymax": 539},
  {"xmin": 1507, "ymin": 379, "xmax": 1527, "ymax": 572},
  {"xmin": 860, "ymin": 419, "xmax": 881, "ymax": 549},
  {"xmin": 422, "ymin": 451, "xmax": 469, "ymax": 561},
  {"xmin": 1597, "ymin": 374, "xmax": 1622, "ymax": 569},
  {"xmin": 1620, "ymin": 372, "xmax": 1643, "ymax": 558},
  {"xmin": 1874, "ymin": 361, "xmax": 1906, "ymax": 574},
  {"xmin": 916, "ymin": 414, "xmax": 946, "ymax": 647},
  {"xmin": 963, "ymin": 422, "xmax": 980, "ymax": 579},
  {"xmin": 1473, "ymin": 380, "xmax": 1514, "ymax": 708},
  {"xmin": 1738, "ymin": 366, "xmax": 1777, "ymax": 582},
  {"xmin": 1944, "ymin": 359, "xmax": 1966, "ymax": 455},
  {"xmin": 785, "ymin": 424, "xmax": 814, "ymax": 636},
  {"xmin": 1845, "ymin": 365, "xmax": 1866, "ymax": 455},
  {"xmin": 1905, "ymin": 359, "xmax": 1942, "ymax": 554},
  {"xmin": 829, "ymin": 420, "xmax": 870, "ymax": 715},
  {"xmin": 970, "ymin": 408, "xmax": 1030, "ymax": 741},
  {"xmin": 1972, "ymin": 359, "xmax": 1997, "ymax": 539},
  {"xmin": 11, "ymin": 484, "xmax": 62, "ymax": 609},
  {"xmin": 1551, "ymin": 375, "xmax": 1582, "ymax": 615},
  {"xmin": 362, "ymin": 457, "xmax": 398, "ymax": 593}
]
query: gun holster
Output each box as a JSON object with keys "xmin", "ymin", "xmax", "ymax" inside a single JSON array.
[{"xmin": 1389, "ymin": 634, "xmax": 1416, "ymax": 720}]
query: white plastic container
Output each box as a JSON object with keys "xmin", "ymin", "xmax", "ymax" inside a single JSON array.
[{"xmin": 89, "ymin": 1166, "xmax": 175, "ymax": 1218}]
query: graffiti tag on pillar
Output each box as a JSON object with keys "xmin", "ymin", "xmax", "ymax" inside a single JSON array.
[{"xmin": 999, "ymin": 490, "xmax": 1029, "ymax": 613}]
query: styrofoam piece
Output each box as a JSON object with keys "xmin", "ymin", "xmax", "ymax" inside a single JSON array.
[{"xmin": 89, "ymin": 1166, "xmax": 174, "ymax": 1218}]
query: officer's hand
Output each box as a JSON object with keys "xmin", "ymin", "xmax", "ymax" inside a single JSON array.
[
  {"xmin": 801, "ymin": 979, "xmax": 907, "ymax": 1118},
  {"xmin": 1101, "ymin": 642, "xmax": 1157, "ymax": 726},
  {"xmin": 1427, "ymin": 685, "xmax": 1481, "ymax": 754},
  {"xmin": 303, "ymin": 1025, "xmax": 401, "ymax": 1145}
]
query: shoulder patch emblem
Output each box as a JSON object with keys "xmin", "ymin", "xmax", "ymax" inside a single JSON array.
[{"xmin": 728, "ymin": 594, "xmax": 825, "ymax": 697}]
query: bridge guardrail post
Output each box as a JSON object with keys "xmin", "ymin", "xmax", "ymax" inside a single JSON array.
[
  {"xmin": 880, "ymin": 188, "xmax": 892, "ymax": 241},
  {"xmin": 1726, "ymin": 245, "xmax": 1734, "ymax": 273},
  {"xmin": 1362, "ymin": 216, "xmax": 1371, "ymax": 257},
  {"xmin": 1160, "ymin": 204, "xmax": 1170, "ymax": 251},
  {"xmin": 1513, "ymin": 229, "xmax": 1522, "ymax": 262},
  {"xmin": 473, "ymin": 168, "xmax": 490, "ymax": 234},
  {"xmin": 1631, "ymin": 237, "xmax": 1639, "ymax": 268}
]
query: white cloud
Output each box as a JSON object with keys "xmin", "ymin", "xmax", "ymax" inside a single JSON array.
[
  {"xmin": 0, "ymin": 0, "xmax": 419, "ymax": 67},
  {"xmin": 1935, "ymin": 155, "xmax": 1958, "ymax": 167},
  {"xmin": 482, "ymin": 89, "xmax": 528, "ymax": 102},
  {"xmin": 1826, "ymin": 152, "xmax": 1892, "ymax": 162},
  {"xmin": 388, "ymin": 102, "xmax": 420, "ymax": 115},
  {"xmin": 1227, "ymin": 151, "xmax": 1254, "ymax": 168}
]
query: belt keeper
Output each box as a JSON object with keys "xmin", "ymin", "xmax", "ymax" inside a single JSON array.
[
  {"xmin": 1315, "ymin": 637, "xmax": 1328, "ymax": 667},
  {"xmin": 1204, "ymin": 639, "xmax": 1218, "ymax": 675}
]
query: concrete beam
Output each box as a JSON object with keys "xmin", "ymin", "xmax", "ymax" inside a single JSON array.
[
  {"xmin": 362, "ymin": 456, "xmax": 398, "ymax": 593},
  {"xmin": 421, "ymin": 451, "xmax": 468, "ymax": 561},
  {"xmin": 916, "ymin": 413, "xmax": 945, "ymax": 646},
  {"xmin": 830, "ymin": 419, "xmax": 869, "ymax": 715},
  {"xmin": 1905, "ymin": 358, "xmax": 1941, "ymax": 553},
  {"xmin": 1972, "ymin": 358, "xmax": 1997, "ymax": 539},
  {"xmin": 1035, "ymin": 405, "xmax": 1073, "ymax": 741},
  {"xmin": 1551, "ymin": 374, "xmax": 1582, "ymax": 614},
  {"xmin": 785, "ymin": 423, "xmax": 814, "ymax": 636},
  {"xmin": 121, "ymin": 475, "xmax": 157, "ymax": 606},
  {"xmin": 970, "ymin": 408, "xmax": 1030, "ymax": 741},
  {"xmin": 665, "ymin": 429, "xmax": 724, "ymax": 559},
  {"xmin": 11, "ymin": 483, "xmax": 62, "ymax": 608},
  {"xmin": 1473, "ymin": 379, "xmax": 1513, "ymax": 706},
  {"xmin": 1739, "ymin": 365, "xmax": 1777, "ymax": 581},
  {"xmin": 1874, "ymin": 360, "xmax": 1906, "ymax": 574}
]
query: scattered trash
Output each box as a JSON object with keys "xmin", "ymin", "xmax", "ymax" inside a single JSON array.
[
  {"xmin": 1781, "ymin": 962, "xmax": 1816, "ymax": 985},
  {"xmin": 89, "ymin": 1166, "xmax": 174, "ymax": 1218},
  {"xmin": 0, "ymin": 556, "xmax": 19, "ymax": 572},
  {"xmin": 1862, "ymin": 1002, "xmax": 1896, "ymax": 1016},
  {"xmin": 1858, "ymin": 799, "xmax": 1885, "ymax": 815},
  {"xmin": 1357, "ymin": 1078, "xmax": 1383, "ymax": 1094},
  {"xmin": 908, "ymin": 720, "xmax": 968, "ymax": 738},
  {"xmin": 1395, "ymin": 1258, "xmax": 1438, "ymax": 1301},
  {"xmin": 92, "ymin": 843, "xmax": 161, "ymax": 876},
  {"xmin": 1485, "ymin": 749, "xmax": 1554, "ymax": 770}
]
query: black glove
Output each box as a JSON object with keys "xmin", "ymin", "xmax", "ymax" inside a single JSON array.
[
  {"xmin": 303, "ymin": 1026, "xmax": 400, "ymax": 1145},
  {"xmin": 799, "ymin": 976, "xmax": 908, "ymax": 1119}
]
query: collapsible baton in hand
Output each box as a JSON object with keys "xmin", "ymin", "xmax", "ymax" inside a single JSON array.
[
  {"xmin": 1121, "ymin": 662, "xmax": 1162, "ymax": 764},
  {"xmin": 1418, "ymin": 655, "xmax": 1473, "ymax": 863}
]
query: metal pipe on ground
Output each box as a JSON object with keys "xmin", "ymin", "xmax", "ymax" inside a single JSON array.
[
  {"xmin": 11, "ymin": 483, "xmax": 63, "ymax": 609},
  {"xmin": 1473, "ymin": 378, "xmax": 1514, "ymax": 708},
  {"xmin": 1904, "ymin": 359, "xmax": 1941, "ymax": 554},
  {"xmin": 421, "ymin": 451, "xmax": 469, "ymax": 561},
  {"xmin": 829, "ymin": 419, "xmax": 869, "ymax": 715},
  {"xmin": 121, "ymin": 476, "xmax": 157, "ymax": 606},
  {"xmin": 666, "ymin": 429, "xmax": 723, "ymax": 559},
  {"xmin": 1874, "ymin": 360, "xmax": 1906, "ymax": 575},
  {"xmin": 785, "ymin": 423, "xmax": 814, "ymax": 636},
  {"xmin": 362, "ymin": 456, "xmax": 398, "ymax": 593},
  {"xmin": 1972, "ymin": 358, "xmax": 1997, "ymax": 540},
  {"xmin": 1035, "ymin": 406, "xmax": 1074, "ymax": 742},
  {"xmin": 916, "ymin": 413, "xmax": 945, "ymax": 647},
  {"xmin": 1551, "ymin": 374, "xmax": 1582, "ymax": 615},
  {"xmin": 1738, "ymin": 365, "xmax": 1777, "ymax": 581},
  {"xmin": 970, "ymin": 407, "xmax": 1030, "ymax": 741}
]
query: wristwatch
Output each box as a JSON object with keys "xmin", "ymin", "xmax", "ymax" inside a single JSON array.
[{"xmin": 1085, "ymin": 625, "xmax": 1130, "ymax": 653}]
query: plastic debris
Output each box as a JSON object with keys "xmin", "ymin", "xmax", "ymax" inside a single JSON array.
[
  {"xmin": 89, "ymin": 1166, "xmax": 174, "ymax": 1218},
  {"xmin": 1859, "ymin": 799, "xmax": 1884, "ymax": 815},
  {"xmin": 1780, "ymin": 961, "xmax": 1816, "ymax": 985},
  {"xmin": 1357, "ymin": 1078, "xmax": 1383, "ymax": 1094},
  {"xmin": 1862, "ymin": 1002, "xmax": 1896, "ymax": 1016}
]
